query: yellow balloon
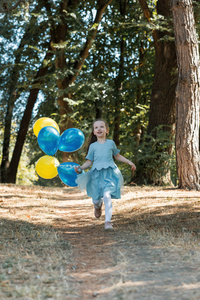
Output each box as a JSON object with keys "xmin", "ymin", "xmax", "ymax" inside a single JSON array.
[
  {"xmin": 33, "ymin": 117, "xmax": 60, "ymax": 137},
  {"xmin": 35, "ymin": 156, "xmax": 59, "ymax": 179}
]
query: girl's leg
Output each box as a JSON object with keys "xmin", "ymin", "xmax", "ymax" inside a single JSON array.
[
  {"xmin": 92, "ymin": 198, "xmax": 103, "ymax": 209},
  {"xmin": 92, "ymin": 198, "xmax": 103, "ymax": 218},
  {"xmin": 103, "ymin": 191, "xmax": 112, "ymax": 222}
]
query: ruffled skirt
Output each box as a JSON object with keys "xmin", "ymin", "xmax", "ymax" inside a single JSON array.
[{"xmin": 76, "ymin": 167, "xmax": 124, "ymax": 201}]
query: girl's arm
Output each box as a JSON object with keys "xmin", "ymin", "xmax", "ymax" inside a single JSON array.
[
  {"xmin": 114, "ymin": 154, "xmax": 136, "ymax": 172},
  {"xmin": 74, "ymin": 159, "xmax": 93, "ymax": 173}
]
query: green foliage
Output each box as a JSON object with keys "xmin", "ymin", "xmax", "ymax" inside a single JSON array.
[
  {"xmin": 33, "ymin": 176, "xmax": 63, "ymax": 188},
  {"xmin": 16, "ymin": 147, "xmax": 38, "ymax": 186},
  {"xmin": 0, "ymin": 127, "xmax": 37, "ymax": 185},
  {"xmin": 194, "ymin": 1, "xmax": 200, "ymax": 34},
  {"xmin": 0, "ymin": 0, "xmax": 183, "ymax": 185},
  {"xmin": 133, "ymin": 126, "xmax": 175, "ymax": 185}
]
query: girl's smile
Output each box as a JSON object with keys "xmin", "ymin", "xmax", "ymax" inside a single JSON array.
[{"xmin": 93, "ymin": 120, "xmax": 109, "ymax": 139}]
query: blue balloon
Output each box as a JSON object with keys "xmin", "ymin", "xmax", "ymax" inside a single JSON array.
[
  {"xmin": 57, "ymin": 162, "xmax": 84, "ymax": 187},
  {"xmin": 58, "ymin": 128, "xmax": 85, "ymax": 152},
  {"xmin": 37, "ymin": 126, "xmax": 60, "ymax": 155}
]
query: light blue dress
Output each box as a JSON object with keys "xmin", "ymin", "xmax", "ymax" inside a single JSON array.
[{"xmin": 76, "ymin": 139, "xmax": 124, "ymax": 201}]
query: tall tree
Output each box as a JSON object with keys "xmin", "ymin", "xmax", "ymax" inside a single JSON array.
[
  {"xmin": 1, "ymin": 0, "xmax": 113, "ymax": 183},
  {"xmin": 113, "ymin": 0, "xmax": 127, "ymax": 146},
  {"xmin": 171, "ymin": 0, "xmax": 200, "ymax": 189},
  {"xmin": 137, "ymin": 0, "xmax": 177, "ymax": 184},
  {"xmin": 0, "ymin": 5, "xmax": 43, "ymax": 182},
  {"xmin": 52, "ymin": 0, "xmax": 113, "ymax": 132},
  {"xmin": 7, "ymin": 47, "xmax": 53, "ymax": 183}
]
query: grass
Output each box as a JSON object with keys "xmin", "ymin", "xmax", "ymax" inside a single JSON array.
[
  {"xmin": 0, "ymin": 218, "xmax": 74, "ymax": 299},
  {"xmin": 0, "ymin": 184, "xmax": 200, "ymax": 300},
  {"xmin": 116, "ymin": 186, "xmax": 200, "ymax": 244}
]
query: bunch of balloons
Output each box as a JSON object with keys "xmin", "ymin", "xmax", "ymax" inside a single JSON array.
[{"xmin": 33, "ymin": 117, "xmax": 85, "ymax": 187}]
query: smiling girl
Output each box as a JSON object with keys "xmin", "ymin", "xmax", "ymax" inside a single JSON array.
[{"xmin": 75, "ymin": 119, "xmax": 136, "ymax": 230}]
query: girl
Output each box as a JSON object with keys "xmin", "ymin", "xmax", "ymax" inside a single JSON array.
[{"xmin": 75, "ymin": 119, "xmax": 136, "ymax": 230}]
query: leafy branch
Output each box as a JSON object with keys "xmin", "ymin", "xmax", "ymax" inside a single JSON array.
[{"xmin": 0, "ymin": 0, "xmax": 26, "ymax": 13}]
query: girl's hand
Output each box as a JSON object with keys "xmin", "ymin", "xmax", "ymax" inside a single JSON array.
[
  {"xmin": 74, "ymin": 166, "xmax": 82, "ymax": 174},
  {"xmin": 130, "ymin": 163, "xmax": 136, "ymax": 172}
]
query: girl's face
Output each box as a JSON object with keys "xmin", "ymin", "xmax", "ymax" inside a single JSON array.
[{"xmin": 93, "ymin": 120, "xmax": 109, "ymax": 139}]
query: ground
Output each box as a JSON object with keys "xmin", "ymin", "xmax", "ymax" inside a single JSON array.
[{"xmin": 0, "ymin": 184, "xmax": 200, "ymax": 299}]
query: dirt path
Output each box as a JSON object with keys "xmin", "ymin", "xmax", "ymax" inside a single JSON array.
[
  {"xmin": 51, "ymin": 186, "xmax": 200, "ymax": 299},
  {"xmin": 0, "ymin": 184, "xmax": 200, "ymax": 299}
]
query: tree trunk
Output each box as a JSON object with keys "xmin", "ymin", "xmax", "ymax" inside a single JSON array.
[
  {"xmin": 134, "ymin": 42, "xmax": 145, "ymax": 146},
  {"xmin": 49, "ymin": 0, "xmax": 112, "ymax": 162},
  {"xmin": 42, "ymin": 0, "xmax": 113, "ymax": 163},
  {"xmin": 1, "ymin": 88, "xmax": 17, "ymax": 182},
  {"xmin": 1, "ymin": 44, "xmax": 22, "ymax": 182},
  {"xmin": 144, "ymin": 0, "xmax": 177, "ymax": 137},
  {"xmin": 58, "ymin": 0, "xmax": 113, "ymax": 131},
  {"xmin": 137, "ymin": 0, "xmax": 177, "ymax": 185},
  {"xmin": 7, "ymin": 49, "xmax": 53, "ymax": 183},
  {"xmin": 113, "ymin": 0, "xmax": 127, "ymax": 146},
  {"xmin": 95, "ymin": 98, "xmax": 102, "ymax": 119},
  {"xmin": 113, "ymin": 33, "xmax": 125, "ymax": 146},
  {"xmin": 0, "ymin": 8, "xmax": 43, "ymax": 183},
  {"xmin": 171, "ymin": 0, "xmax": 200, "ymax": 190}
]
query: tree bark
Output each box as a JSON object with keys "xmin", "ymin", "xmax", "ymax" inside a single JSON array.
[
  {"xmin": 137, "ymin": 0, "xmax": 177, "ymax": 185},
  {"xmin": 147, "ymin": 0, "xmax": 176, "ymax": 137},
  {"xmin": 171, "ymin": 0, "xmax": 200, "ymax": 189},
  {"xmin": 113, "ymin": 0, "xmax": 127, "ymax": 146}
]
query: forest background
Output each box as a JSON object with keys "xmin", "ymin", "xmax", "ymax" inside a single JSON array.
[{"xmin": 1, "ymin": 0, "xmax": 200, "ymax": 189}]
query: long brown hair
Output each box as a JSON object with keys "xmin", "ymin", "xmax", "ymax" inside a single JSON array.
[{"xmin": 86, "ymin": 119, "xmax": 109, "ymax": 154}]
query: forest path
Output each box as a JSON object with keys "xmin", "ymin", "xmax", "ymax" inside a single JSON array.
[
  {"xmin": 0, "ymin": 185, "xmax": 200, "ymax": 299},
  {"xmin": 52, "ymin": 186, "xmax": 200, "ymax": 299}
]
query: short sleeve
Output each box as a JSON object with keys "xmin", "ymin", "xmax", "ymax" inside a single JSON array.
[
  {"xmin": 86, "ymin": 144, "xmax": 94, "ymax": 161},
  {"xmin": 112, "ymin": 141, "xmax": 120, "ymax": 156}
]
